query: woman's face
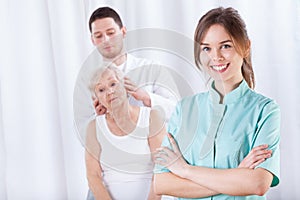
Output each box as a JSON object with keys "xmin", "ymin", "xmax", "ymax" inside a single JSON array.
[
  {"xmin": 94, "ymin": 69, "xmax": 126, "ymax": 110},
  {"xmin": 199, "ymin": 24, "xmax": 244, "ymax": 86}
]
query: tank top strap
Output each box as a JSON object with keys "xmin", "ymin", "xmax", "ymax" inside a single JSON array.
[{"xmin": 137, "ymin": 107, "xmax": 151, "ymax": 128}]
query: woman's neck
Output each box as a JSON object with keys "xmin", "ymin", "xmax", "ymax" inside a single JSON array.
[
  {"xmin": 106, "ymin": 102, "xmax": 139, "ymax": 135},
  {"xmin": 214, "ymin": 79, "xmax": 243, "ymax": 103}
]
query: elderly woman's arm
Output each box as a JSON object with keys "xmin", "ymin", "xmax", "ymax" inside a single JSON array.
[
  {"xmin": 85, "ymin": 120, "xmax": 112, "ymax": 200},
  {"xmin": 147, "ymin": 108, "xmax": 168, "ymax": 200}
]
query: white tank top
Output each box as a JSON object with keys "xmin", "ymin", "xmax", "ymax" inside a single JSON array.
[{"xmin": 95, "ymin": 107, "xmax": 153, "ymax": 200}]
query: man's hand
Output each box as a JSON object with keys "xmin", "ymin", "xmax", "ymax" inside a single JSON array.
[
  {"xmin": 92, "ymin": 96, "xmax": 107, "ymax": 115},
  {"xmin": 124, "ymin": 76, "xmax": 151, "ymax": 107}
]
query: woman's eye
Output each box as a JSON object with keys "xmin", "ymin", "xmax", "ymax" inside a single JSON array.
[
  {"xmin": 111, "ymin": 82, "xmax": 116, "ymax": 87},
  {"xmin": 222, "ymin": 44, "xmax": 231, "ymax": 49},
  {"xmin": 99, "ymin": 88, "xmax": 104, "ymax": 92},
  {"xmin": 202, "ymin": 47, "xmax": 210, "ymax": 52}
]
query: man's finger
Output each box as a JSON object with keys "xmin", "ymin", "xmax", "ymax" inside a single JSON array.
[
  {"xmin": 124, "ymin": 76, "xmax": 138, "ymax": 87},
  {"xmin": 124, "ymin": 83, "xmax": 136, "ymax": 91}
]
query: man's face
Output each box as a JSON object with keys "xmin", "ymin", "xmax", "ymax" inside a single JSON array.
[{"xmin": 91, "ymin": 17, "xmax": 126, "ymax": 59}]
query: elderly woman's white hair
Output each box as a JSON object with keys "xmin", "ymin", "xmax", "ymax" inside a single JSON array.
[{"xmin": 89, "ymin": 62, "xmax": 125, "ymax": 95}]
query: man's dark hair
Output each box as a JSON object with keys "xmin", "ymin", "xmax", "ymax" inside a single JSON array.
[{"xmin": 89, "ymin": 7, "xmax": 123, "ymax": 32}]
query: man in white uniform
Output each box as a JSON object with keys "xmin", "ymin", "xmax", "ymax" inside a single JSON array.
[{"xmin": 74, "ymin": 7, "xmax": 179, "ymax": 139}]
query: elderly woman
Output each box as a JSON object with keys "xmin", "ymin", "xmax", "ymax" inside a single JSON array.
[{"xmin": 85, "ymin": 65, "xmax": 165, "ymax": 200}]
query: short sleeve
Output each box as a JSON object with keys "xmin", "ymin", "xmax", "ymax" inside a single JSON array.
[
  {"xmin": 154, "ymin": 101, "xmax": 183, "ymax": 174},
  {"xmin": 253, "ymin": 100, "xmax": 281, "ymax": 187}
]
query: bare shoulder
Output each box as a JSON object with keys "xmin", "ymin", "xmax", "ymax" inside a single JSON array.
[
  {"xmin": 85, "ymin": 119, "xmax": 101, "ymax": 159},
  {"xmin": 149, "ymin": 108, "xmax": 167, "ymax": 138},
  {"xmin": 150, "ymin": 107, "xmax": 166, "ymax": 125},
  {"xmin": 86, "ymin": 119, "xmax": 96, "ymax": 139}
]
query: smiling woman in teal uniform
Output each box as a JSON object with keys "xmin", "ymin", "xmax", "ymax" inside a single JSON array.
[{"xmin": 153, "ymin": 7, "xmax": 280, "ymax": 200}]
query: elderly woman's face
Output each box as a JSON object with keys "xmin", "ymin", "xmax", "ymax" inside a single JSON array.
[{"xmin": 94, "ymin": 69, "xmax": 126, "ymax": 110}]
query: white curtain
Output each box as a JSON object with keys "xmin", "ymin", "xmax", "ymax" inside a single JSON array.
[{"xmin": 0, "ymin": 0, "xmax": 299, "ymax": 199}]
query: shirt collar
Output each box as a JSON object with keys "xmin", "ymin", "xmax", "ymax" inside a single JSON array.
[{"xmin": 209, "ymin": 80, "xmax": 250, "ymax": 104}]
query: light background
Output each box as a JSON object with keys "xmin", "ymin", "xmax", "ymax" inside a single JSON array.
[{"xmin": 0, "ymin": 0, "xmax": 299, "ymax": 199}]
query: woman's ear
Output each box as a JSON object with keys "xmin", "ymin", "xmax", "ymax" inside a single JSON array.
[{"xmin": 244, "ymin": 40, "xmax": 251, "ymax": 57}]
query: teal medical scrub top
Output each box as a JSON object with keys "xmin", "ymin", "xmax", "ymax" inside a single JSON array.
[{"xmin": 155, "ymin": 80, "xmax": 280, "ymax": 200}]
